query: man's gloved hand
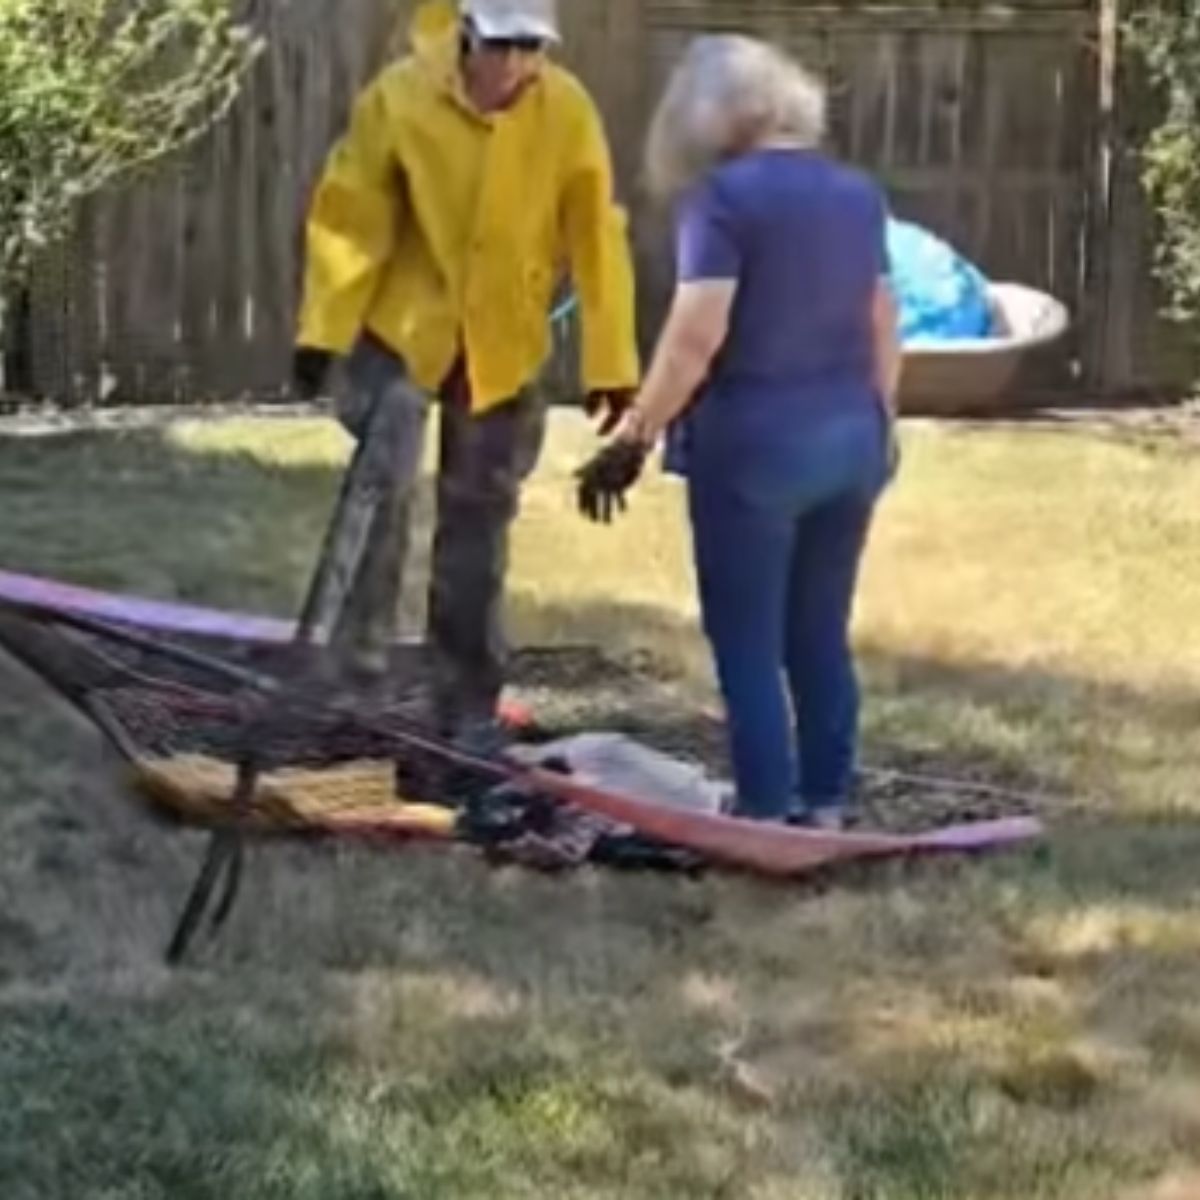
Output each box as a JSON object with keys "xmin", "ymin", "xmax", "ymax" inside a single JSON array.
[
  {"xmin": 292, "ymin": 347, "xmax": 335, "ymax": 402},
  {"xmin": 575, "ymin": 438, "xmax": 647, "ymax": 524},
  {"xmin": 583, "ymin": 388, "xmax": 636, "ymax": 437}
]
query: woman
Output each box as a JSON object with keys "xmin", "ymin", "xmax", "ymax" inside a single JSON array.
[{"xmin": 576, "ymin": 36, "xmax": 901, "ymax": 829}]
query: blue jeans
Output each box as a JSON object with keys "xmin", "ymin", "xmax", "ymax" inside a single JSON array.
[{"xmin": 687, "ymin": 408, "xmax": 885, "ymax": 821}]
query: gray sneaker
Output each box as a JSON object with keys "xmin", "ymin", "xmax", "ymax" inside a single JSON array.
[
  {"xmin": 788, "ymin": 806, "xmax": 849, "ymax": 832},
  {"xmin": 808, "ymin": 806, "xmax": 848, "ymax": 832}
]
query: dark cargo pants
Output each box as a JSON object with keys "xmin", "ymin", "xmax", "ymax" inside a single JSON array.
[{"xmin": 330, "ymin": 335, "xmax": 546, "ymax": 730}]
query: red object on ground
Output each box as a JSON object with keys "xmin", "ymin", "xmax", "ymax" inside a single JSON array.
[
  {"xmin": 496, "ymin": 697, "xmax": 536, "ymax": 730},
  {"xmin": 525, "ymin": 764, "xmax": 1041, "ymax": 877}
]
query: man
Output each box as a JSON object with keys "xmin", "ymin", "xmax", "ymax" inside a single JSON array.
[{"xmin": 293, "ymin": 0, "xmax": 639, "ymax": 746}]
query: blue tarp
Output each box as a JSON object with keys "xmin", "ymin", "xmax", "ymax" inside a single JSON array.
[
  {"xmin": 886, "ymin": 218, "xmax": 994, "ymax": 344},
  {"xmin": 662, "ymin": 218, "xmax": 995, "ymax": 475}
]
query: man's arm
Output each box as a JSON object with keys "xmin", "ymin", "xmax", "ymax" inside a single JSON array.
[
  {"xmin": 873, "ymin": 277, "xmax": 902, "ymax": 417},
  {"xmin": 296, "ymin": 74, "xmax": 406, "ymax": 359},
  {"xmin": 559, "ymin": 88, "xmax": 640, "ymax": 397}
]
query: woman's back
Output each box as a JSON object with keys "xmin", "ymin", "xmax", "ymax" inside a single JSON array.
[{"xmin": 679, "ymin": 148, "xmax": 887, "ymax": 399}]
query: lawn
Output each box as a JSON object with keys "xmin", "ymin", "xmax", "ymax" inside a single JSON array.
[{"xmin": 1, "ymin": 409, "xmax": 1199, "ymax": 1199}]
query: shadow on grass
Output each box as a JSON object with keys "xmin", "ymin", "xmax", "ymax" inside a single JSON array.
[
  {"xmin": 0, "ymin": 426, "xmax": 336, "ymax": 613},
  {"xmin": 0, "ymin": 972, "xmax": 824, "ymax": 1200}
]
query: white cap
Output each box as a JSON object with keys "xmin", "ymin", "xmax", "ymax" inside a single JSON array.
[{"xmin": 461, "ymin": 0, "xmax": 560, "ymax": 44}]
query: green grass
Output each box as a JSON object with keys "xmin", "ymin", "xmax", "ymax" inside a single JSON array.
[{"xmin": 2, "ymin": 411, "xmax": 1200, "ymax": 1198}]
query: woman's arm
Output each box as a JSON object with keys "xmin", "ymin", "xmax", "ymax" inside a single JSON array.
[
  {"xmin": 872, "ymin": 276, "xmax": 902, "ymax": 417},
  {"xmin": 620, "ymin": 279, "xmax": 736, "ymax": 444},
  {"xmin": 574, "ymin": 181, "xmax": 738, "ymax": 522}
]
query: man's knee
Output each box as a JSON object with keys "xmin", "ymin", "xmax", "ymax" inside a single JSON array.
[{"xmin": 340, "ymin": 337, "xmax": 428, "ymax": 446}]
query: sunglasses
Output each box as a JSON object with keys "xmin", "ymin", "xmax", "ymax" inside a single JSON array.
[{"xmin": 479, "ymin": 35, "xmax": 546, "ymax": 54}]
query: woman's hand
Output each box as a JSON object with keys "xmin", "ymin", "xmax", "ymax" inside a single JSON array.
[
  {"xmin": 583, "ymin": 389, "xmax": 637, "ymax": 436},
  {"xmin": 611, "ymin": 405, "xmax": 655, "ymax": 447}
]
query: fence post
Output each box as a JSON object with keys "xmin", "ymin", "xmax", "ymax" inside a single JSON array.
[
  {"xmin": 1079, "ymin": 0, "xmax": 1116, "ymax": 393},
  {"xmin": 1084, "ymin": 0, "xmax": 1185, "ymax": 399}
]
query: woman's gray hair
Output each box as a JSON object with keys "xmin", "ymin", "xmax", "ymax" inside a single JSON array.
[{"xmin": 645, "ymin": 35, "xmax": 828, "ymax": 200}]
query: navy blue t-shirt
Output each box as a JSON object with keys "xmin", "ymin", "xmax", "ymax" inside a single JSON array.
[
  {"xmin": 678, "ymin": 147, "xmax": 887, "ymax": 389},
  {"xmin": 667, "ymin": 149, "xmax": 889, "ymax": 493},
  {"xmin": 667, "ymin": 150, "xmax": 892, "ymax": 496}
]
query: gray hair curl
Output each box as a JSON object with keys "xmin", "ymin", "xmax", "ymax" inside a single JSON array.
[{"xmin": 645, "ymin": 35, "xmax": 828, "ymax": 200}]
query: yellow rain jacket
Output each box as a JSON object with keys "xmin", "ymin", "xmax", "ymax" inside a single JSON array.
[{"xmin": 297, "ymin": 0, "xmax": 639, "ymax": 412}]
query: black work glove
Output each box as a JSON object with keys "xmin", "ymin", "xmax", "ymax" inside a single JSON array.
[
  {"xmin": 292, "ymin": 347, "xmax": 335, "ymax": 402},
  {"xmin": 575, "ymin": 438, "xmax": 647, "ymax": 524},
  {"xmin": 583, "ymin": 388, "xmax": 636, "ymax": 437}
]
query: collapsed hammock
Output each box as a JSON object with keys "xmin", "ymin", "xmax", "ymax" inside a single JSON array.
[
  {"xmin": 0, "ymin": 581, "xmax": 1043, "ymax": 936},
  {"xmin": 0, "ymin": 372, "xmax": 1041, "ymax": 964}
]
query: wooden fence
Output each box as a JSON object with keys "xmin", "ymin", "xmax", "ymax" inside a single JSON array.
[{"xmin": 2, "ymin": 0, "xmax": 1181, "ymax": 406}]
